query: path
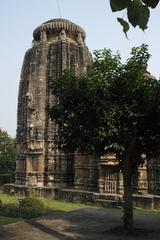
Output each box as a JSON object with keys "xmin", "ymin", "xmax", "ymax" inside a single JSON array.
[{"xmin": 0, "ymin": 208, "xmax": 160, "ymax": 240}]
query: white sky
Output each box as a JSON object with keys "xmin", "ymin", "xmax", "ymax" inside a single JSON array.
[{"xmin": 0, "ymin": 0, "xmax": 160, "ymax": 136}]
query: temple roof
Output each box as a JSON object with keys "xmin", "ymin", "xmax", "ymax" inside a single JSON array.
[{"xmin": 33, "ymin": 18, "xmax": 86, "ymax": 41}]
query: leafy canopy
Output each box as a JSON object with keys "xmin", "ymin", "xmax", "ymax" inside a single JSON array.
[
  {"xmin": 110, "ymin": 0, "xmax": 159, "ymax": 35},
  {"xmin": 49, "ymin": 44, "xmax": 160, "ymax": 232},
  {"xmin": 0, "ymin": 129, "xmax": 16, "ymax": 174},
  {"xmin": 49, "ymin": 44, "xmax": 160, "ymax": 170}
]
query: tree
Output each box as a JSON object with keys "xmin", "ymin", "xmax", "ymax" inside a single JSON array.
[
  {"xmin": 110, "ymin": 0, "xmax": 159, "ymax": 35},
  {"xmin": 0, "ymin": 129, "xmax": 16, "ymax": 174},
  {"xmin": 49, "ymin": 44, "xmax": 160, "ymax": 233}
]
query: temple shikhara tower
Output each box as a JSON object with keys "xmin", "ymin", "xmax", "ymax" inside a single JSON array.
[
  {"xmin": 16, "ymin": 19, "xmax": 160, "ymax": 196},
  {"xmin": 16, "ymin": 19, "xmax": 98, "ymax": 190}
]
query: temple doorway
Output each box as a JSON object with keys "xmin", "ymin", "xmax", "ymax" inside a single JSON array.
[{"xmin": 104, "ymin": 166, "xmax": 118, "ymax": 194}]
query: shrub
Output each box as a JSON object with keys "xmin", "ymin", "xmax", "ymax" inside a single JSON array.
[
  {"xmin": 26, "ymin": 188, "xmax": 40, "ymax": 198},
  {"xmin": 0, "ymin": 173, "xmax": 14, "ymax": 185},
  {"xmin": 19, "ymin": 197, "xmax": 45, "ymax": 218},
  {"xmin": 0, "ymin": 196, "xmax": 46, "ymax": 219},
  {"xmin": 0, "ymin": 203, "xmax": 18, "ymax": 217}
]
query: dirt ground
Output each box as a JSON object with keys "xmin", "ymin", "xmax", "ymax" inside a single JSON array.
[{"xmin": 0, "ymin": 208, "xmax": 160, "ymax": 240}]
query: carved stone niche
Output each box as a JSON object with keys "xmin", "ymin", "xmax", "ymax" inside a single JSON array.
[
  {"xmin": 26, "ymin": 92, "xmax": 34, "ymax": 111},
  {"xmin": 77, "ymin": 33, "xmax": 84, "ymax": 47},
  {"xmin": 59, "ymin": 29, "xmax": 67, "ymax": 41},
  {"xmin": 98, "ymin": 154, "xmax": 119, "ymax": 194},
  {"xmin": 40, "ymin": 30, "xmax": 47, "ymax": 42},
  {"xmin": 28, "ymin": 175, "xmax": 37, "ymax": 186}
]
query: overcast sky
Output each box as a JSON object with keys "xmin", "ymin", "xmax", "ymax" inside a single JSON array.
[{"xmin": 1, "ymin": 0, "xmax": 160, "ymax": 136}]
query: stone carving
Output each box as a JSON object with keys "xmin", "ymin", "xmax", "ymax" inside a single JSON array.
[
  {"xmin": 35, "ymin": 88, "xmax": 42, "ymax": 95},
  {"xmin": 32, "ymin": 40, "xmax": 38, "ymax": 47},
  {"xmin": 40, "ymin": 30, "xmax": 47, "ymax": 42},
  {"xmin": 77, "ymin": 33, "xmax": 84, "ymax": 46},
  {"xmin": 59, "ymin": 29, "xmax": 66, "ymax": 41},
  {"xmin": 29, "ymin": 176, "xmax": 37, "ymax": 186},
  {"xmin": 26, "ymin": 92, "xmax": 34, "ymax": 110}
]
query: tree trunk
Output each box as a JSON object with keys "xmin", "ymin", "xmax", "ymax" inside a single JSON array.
[
  {"xmin": 122, "ymin": 130, "xmax": 138, "ymax": 233},
  {"xmin": 123, "ymin": 155, "xmax": 133, "ymax": 233}
]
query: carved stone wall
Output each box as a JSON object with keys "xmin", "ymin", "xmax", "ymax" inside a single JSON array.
[
  {"xmin": 147, "ymin": 157, "xmax": 160, "ymax": 194},
  {"xmin": 98, "ymin": 154, "xmax": 122, "ymax": 194},
  {"xmin": 98, "ymin": 154, "xmax": 159, "ymax": 195},
  {"xmin": 74, "ymin": 154, "xmax": 98, "ymax": 191}
]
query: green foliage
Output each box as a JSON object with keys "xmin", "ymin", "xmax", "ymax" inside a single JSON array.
[
  {"xmin": 142, "ymin": 0, "xmax": 159, "ymax": 8},
  {"xmin": 19, "ymin": 197, "xmax": 45, "ymax": 218},
  {"xmin": 110, "ymin": 0, "xmax": 130, "ymax": 11},
  {"xmin": 0, "ymin": 195, "xmax": 18, "ymax": 218},
  {"xmin": 110, "ymin": 0, "xmax": 159, "ymax": 34},
  {"xmin": 49, "ymin": 49, "xmax": 122, "ymax": 155},
  {"xmin": 40, "ymin": 197, "xmax": 96, "ymax": 212},
  {"xmin": 0, "ymin": 189, "xmax": 95, "ymax": 214},
  {"xmin": 26, "ymin": 188, "xmax": 40, "ymax": 198},
  {"xmin": 49, "ymin": 44, "xmax": 160, "ymax": 232},
  {"xmin": 0, "ymin": 129, "xmax": 16, "ymax": 179},
  {"xmin": 0, "ymin": 189, "xmax": 18, "ymax": 204},
  {"xmin": 0, "ymin": 173, "xmax": 15, "ymax": 185},
  {"xmin": 49, "ymin": 44, "xmax": 160, "ymax": 164},
  {"xmin": 0, "ymin": 188, "xmax": 45, "ymax": 219},
  {"xmin": 0, "ymin": 192, "xmax": 19, "ymax": 218},
  {"xmin": 0, "ymin": 203, "xmax": 18, "ymax": 217},
  {"xmin": 0, "ymin": 216, "xmax": 21, "ymax": 225},
  {"xmin": 127, "ymin": 0, "xmax": 150, "ymax": 30},
  {"xmin": 117, "ymin": 18, "xmax": 129, "ymax": 37},
  {"xmin": 0, "ymin": 196, "xmax": 45, "ymax": 219}
]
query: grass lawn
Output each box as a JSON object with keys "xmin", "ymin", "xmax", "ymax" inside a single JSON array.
[
  {"xmin": 0, "ymin": 216, "xmax": 21, "ymax": 225},
  {"xmin": 0, "ymin": 189, "xmax": 94, "ymax": 212},
  {"xmin": 40, "ymin": 197, "xmax": 94, "ymax": 212},
  {"xmin": 135, "ymin": 207, "xmax": 160, "ymax": 215},
  {"xmin": 0, "ymin": 189, "xmax": 19, "ymax": 204},
  {"xmin": 0, "ymin": 188, "xmax": 96, "ymax": 225}
]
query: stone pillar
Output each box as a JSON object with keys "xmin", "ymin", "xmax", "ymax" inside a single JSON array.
[
  {"xmin": 87, "ymin": 156, "xmax": 98, "ymax": 191},
  {"xmin": 134, "ymin": 162, "xmax": 148, "ymax": 195},
  {"xmin": 74, "ymin": 154, "xmax": 98, "ymax": 191},
  {"xmin": 98, "ymin": 164, "xmax": 105, "ymax": 193},
  {"xmin": 117, "ymin": 171, "xmax": 124, "ymax": 194}
]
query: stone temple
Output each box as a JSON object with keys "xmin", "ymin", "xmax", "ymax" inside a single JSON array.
[{"xmin": 16, "ymin": 19, "xmax": 160, "ymax": 196}]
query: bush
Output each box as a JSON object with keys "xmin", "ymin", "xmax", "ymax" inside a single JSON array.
[
  {"xmin": 0, "ymin": 203, "xmax": 18, "ymax": 217},
  {"xmin": 0, "ymin": 196, "xmax": 46, "ymax": 219},
  {"xmin": 0, "ymin": 173, "xmax": 14, "ymax": 185},
  {"xmin": 19, "ymin": 197, "xmax": 45, "ymax": 218},
  {"xmin": 26, "ymin": 188, "xmax": 40, "ymax": 198}
]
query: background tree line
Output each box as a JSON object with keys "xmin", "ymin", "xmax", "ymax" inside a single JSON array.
[{"xmin": 0, "ymin": 129, "xmax": 16, "ymax": 184}]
